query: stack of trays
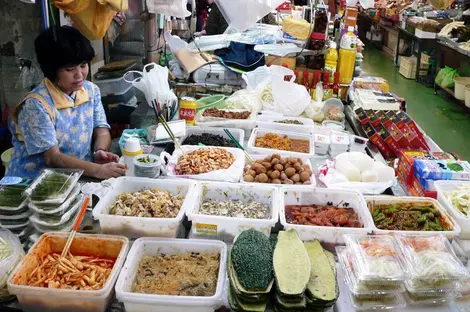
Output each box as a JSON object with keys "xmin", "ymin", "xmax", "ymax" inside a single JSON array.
[
  {"xmin": 337, "ymin": 234, "xmax": 407, "ymax": 311},
  {"xmin": 329, "ymin": 132, "xmax": 350, "ymax": 157},
  {"xmin": 25, "ymin": 169, "xmax": 84, "ymax": 233},
  {"xmin": 0, "ymin": 185, "xmax": 32, "ymax": 243}
]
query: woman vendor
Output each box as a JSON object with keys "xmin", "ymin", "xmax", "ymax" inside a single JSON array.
[{"xmin": 7, "ymin": 26, "xmax": 126, "ymax": 180}]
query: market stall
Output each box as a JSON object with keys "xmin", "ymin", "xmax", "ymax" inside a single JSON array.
[{"xmin": 2, "ymin": 1, "xmax": 470, "ymax": 312}]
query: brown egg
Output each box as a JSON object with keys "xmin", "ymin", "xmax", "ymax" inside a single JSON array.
[
  {"xmin": 267, "ymin": 170, "xmax": 273, "ymax": 176},
  {"xmin": 303, "ymin": 180, "xmax": 311, "ymax": 185},
  {"xmin": 271, "ymin": 158, "xmax": 280, "ymax": 166},
  {"xmin": 272, "ymin": 154, "xmax": 281, "ymax": 159},
  {"xmin": 279, "ymin": 158, "xmax": 288, "ymax": 165},
  {"xmin": 272, "ymin": 179, "xmax": 282, "ymax": 184},
  {"xmin": 244, "ymin": 165, "xmax": 252, "ymax": 172},
  {"xmin": 244, "ymin": 175, "xmax": 255, "ymax": 182},
  {"xmin": 291, "ymin": 173, "xmax": 300, "ymax": 182},
  {"xmin": 270, "ymin": 170, "xmax": 281, "ymax": 179},
  {"xmin": 256, "ymin": 166, "xmax": 267, "ymax": 174},
  {"xmin": 280, "ymin": 172, "xmax": 288, "ymax": 180},
  {"xmin": 294, "ymin": 163, "xmax": 302, "ymax": 172},
  {"xmin": 300, "ymin": 171, "xmax": 310, "ymax": 182},
  {"xmin": 285, "ymin": 167, "xmax": 296, "ymax": 178},
  {"xmin": 248, "ymin": 169, "xmax": 257, "ymax": 177},
  {"xmin": 274, "ymin": 164, "xmax": 284, "ymax": 171},
  {"xmin": 258, "ymin": 173, "xmax": 269, "ymax": 183},
  {"xmin": 283, "ymin": 179, "xmax": 294, "ymax": 184},
  {"xmin": 262, "ymin": 162, "xmax": 272, "ymax": 169},
  {"xmin": 264, "ymin": 156, "xmax": 272, "ymax": 163}
]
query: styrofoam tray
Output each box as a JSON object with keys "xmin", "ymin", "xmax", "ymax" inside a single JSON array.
[
  {"xmin": 280, "ymin": 187, "xmax": 374, "ymax": 244},
  {"xmin": 92, "ymin": 177, "xmax": 198, "ymax": 238},
  {"xmin": 256, "ymin": 114, "xmax": 314, "ymax": 134},
  {"xmin": 364, "ymin": 196, "xmax": 461, "ymax": 238},
  {"xmin": 180, "ymin": 126, "xmax": 244, "ymax": 147},
  {"xmin": 186, "ymin": 182, "xmax": 279, "ymax": 242},
  {"xmin": 115, "ymin": 238, "xmax": 227, "ymax": 312},
  {"xmin": 435, "ymin": 180, "xmax": 470, "ymax": 239},
  {"xmin": 240, "ymin": 154, "xmax": 316, "ymax": 186},
  {"xmin": 247, "ymin": 128, "xmax": 315, "ymax": 158},
  {"xmin": 8, "ymin": 232, "xmax": 129, "ymax": 312}
]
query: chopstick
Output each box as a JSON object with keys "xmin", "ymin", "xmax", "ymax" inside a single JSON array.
[
  {"xmin": 61, "ymin": 196, "xmax": 90, "ymax": 258},
  {"xmin": 152, "ymin": 99, "xmax": 185, "ymax": 154},
  {"xmin": 223, "ymin": 128, "xmax": 253, "ymax": 163}
]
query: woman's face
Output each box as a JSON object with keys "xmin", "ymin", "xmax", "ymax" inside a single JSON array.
[{"xmin": 56, "ymin": 63, "xmax": 89, "ymax": 94}]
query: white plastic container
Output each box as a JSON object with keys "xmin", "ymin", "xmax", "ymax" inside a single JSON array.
[
  {"xmin": 8, "ymin": 232, "xmax": 129, "ymax": 312},
  {"xmin": 247, "ymin": 128, "xmax": 315, "ymax": 158},
  {"xmin": 240, "ymin": 154, "xmax": 316, "ymax": 186},
  {"xmin": 256, "ymin": 115, "xmax": 314, "ymax": 134},
  {"xmin": 435, "ymin": 180, "xmax": 470, "ymax": 239},
  {"xmin": 92, "ymin": 177, "xmax": 198, "ymax": 238},
  {"xmin": 454, "ymin": 77, "xmax": 470, "ymax": 101},
  {"xmin": 364, "ymin": 196, "xmax": 461, "ymax": 238},
  {"xmin": 186, "ymin": 182, "xmax": 279, "ymax": 242},
  {"xmin": 181, "ymin": 126, "xmax": 244, "ymax": 146},
  {"xmin": 280, "ymin": 187, "xmax": 374, "ymax": 244},
  {"xmin": 115, "ymin": 238, "xmax": 227, "ymax": 312}
]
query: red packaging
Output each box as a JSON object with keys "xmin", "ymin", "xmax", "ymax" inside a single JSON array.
[
  {"xmin": 385, "ymin": 123, "xmax": 410, "ymax": 149},
  {"xmin": 375, "ymin": 124, "xmax": 401, "ymax": 156},
  {"xmin": 363, "ymin": 122, "xmax": 395, "ymax": 159},
  {"xmin": 365, "ymin": 110, "xmax": 382, "ymax": 127},
  {"xmin": 355, "ymin": 107, "xmax": 369, "ymax": 125},
  {"xmin": 376, "ymin": 110, "xmax": 392, "ymax": 127},
  {"xmin": 396, "ymin": 112, "xmax": 430, "ymax": 149}
]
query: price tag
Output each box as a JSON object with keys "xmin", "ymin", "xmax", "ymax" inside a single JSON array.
[{"xmin": 195, "ymin": 223, "xmax": 218, "ymax": 235}]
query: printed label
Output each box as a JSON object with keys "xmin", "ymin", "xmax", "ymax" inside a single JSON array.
[{"xmin": 195, "ymin": 223, "xmax": 217, "ymax": 235}]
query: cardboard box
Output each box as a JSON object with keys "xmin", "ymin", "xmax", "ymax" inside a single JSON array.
[
  {"xmin": 345, "ymin": 6, "xmax": 358, "ymax": 27},
  {"xmin": 266, "ymin": 55, "xmax": 297, "ymax": 70},
  {"xmin": 365, "ymin": 110, "xmax": 382, "ymax": 127},
  {"xmin": 376, "ymin": 110, "xmax": 392, "ymax": 127},
  {"xmin": 375, "ymin": 124, "xmax": 401, "ymax": 156},
  {"xmin": 385, "ymin": 123, "xmax": 410, "ymax": 149},
  {"xmin": 355, "ymin": 107, "xmax": 369, "ymax": 125},
  {"xmin": 363, "ymin": 122, "xmax": 395, "ymax": 159}
]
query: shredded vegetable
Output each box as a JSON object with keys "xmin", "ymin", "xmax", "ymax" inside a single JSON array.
[{"xmin": 446, "ymin": 184, "xmax": 470, "ymax": 217}]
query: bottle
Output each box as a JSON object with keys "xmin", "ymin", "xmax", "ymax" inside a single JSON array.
[
  {"xmin": 337, "ymin": 26, "xmax": 357, "ymax": 84},
  {"xmin": 123, "ymin": 137, "xmax": 143, "ymax": 177},
  {"xmin": 322, "ymin": 72, "xmax": 332, "ymax": 100},
  {"xmin": 333, "ymin": 72, "xmax": 340, "ymax": 98},
  {"xmin": 310, "ymin": 71, "xmax": 321, "ymax": 99},
  {"xmin": 303, "ymin": 70, "xmax": 310, "ymax": 93},
  {"xmin": 324, "ymin": 41, "xmax": 338, "ymax": 84}
]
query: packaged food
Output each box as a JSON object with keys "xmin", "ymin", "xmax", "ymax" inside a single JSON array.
[
  {"xmin": 133, "ymin": 154, "xmax": 161, "ymax": 179},
  {"xmin": 349, "ymin": 288, "xmax": 406, "ymax": 311},
  {"xmin": 247, "ymin": 129, "xmax": 314, "ymax": 158},
  {"xmin": 396, "ymin": 234, "xmax": 470, "ymax": 290},
  {"xmin": 28, "ymin": 185, "xmax": 81, "ymax": 215},
  {"xmin": 25, "ymin": 169, "xmax": 83, "ymax": 204},
  {"xmin": 344, "ymin": 234, "xmax": 406, "ymax": 287},
  {"xmin": 0, "ymin": 185, "xmax": 28, "ymax": 210},
  {"xmin": 414, "ymin": 159, "xmax": 470, "ymax": 181},
  {"xmin": 337, "ymin": 246, "xmax": 405, "ymax": 300},
  {"xmin": 29, "ymin": 194, "xmax": 84, "ymax": 227},
  {"xmin": 404, "ymin": 290, "xmax": 457, "ymax": 306},
  {"xmin": 0, "ymin": 210, "xmax": 32, "ymax": 229}
]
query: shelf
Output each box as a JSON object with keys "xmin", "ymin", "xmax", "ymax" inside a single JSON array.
[
  {"xmin": 435, "ymin": 84, "xmax": 467, "ymax": 106},
  {"xmin": 437, "ymin": 36, "xmax": 470, "ymax": 57}
]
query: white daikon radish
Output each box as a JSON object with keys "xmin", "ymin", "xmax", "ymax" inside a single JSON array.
[
  {"xmin": 361, "ymin": 169, "xmax": 378, "ymax": 182},
  {"xmin": 376, "ymin": 165, "xmax": 395, "ymax": 182},
  {"xmin": 347, "ymin": 152, "xmax": 375, "ymax": 173},
  {"xmin": 328, "ymin": 168, "xmax": 349, "ymax": 183},
  {"xmin": 373, "ymin": 161, "xmax": 387, "ymax": 170},
  {"xmin": 335, "ymin": 155, "xmax": 361, "ymax": 182}
]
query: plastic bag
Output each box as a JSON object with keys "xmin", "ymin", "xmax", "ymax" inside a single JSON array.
[
  {"xmin": 263, "ymin": 66, "xmax": 311, "ymax": 117},
  {"xmin": 435, "ymin": 67, "xmax": 452, "ymax": 86},
  {"xmin": 242, "ymin": 65, "xmax": 271, "ymax": 90},
  {"xmin": 146, "ymin": 0, "xmax": 190, "ymax": 17},
  {"xmin": 222, "ymin": 89, "xmax": 262, "ymax": 112},
  {"xmin": 441, "ymin": 69, "xmax": 458, "ymax": 88},
  {"xmin": 160, "ymin": 146, "xmax": 245, "ymax": 182},
  {"xmin": 318, "ymin": 159, "xmax": 396, "ymax": 195},
  {"xmin": 0, "ymin": 229, "xmax": 24, "ymax": 301}
]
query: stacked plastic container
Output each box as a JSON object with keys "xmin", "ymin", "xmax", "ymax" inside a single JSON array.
[
  {"xmin": 329, "ymin": 131, "xmax": 350, "ymax": 157},
  {"xmin": 0, "ymin": 185, "xmax": 32, "ymax": 244},
  {"xmin": 396, "ymin": 234, "xmax": 469, "ymax": 306},
  {"xmin": 313, "ymin": 127, "xmax": 330, "ymax": 156},
  {"xmin": 337, "ymin": 234, "xmax": 407, "ymax": 310},
  {"xmin": 25, "ymin": 169, "xmax": 84, "ymax": 234}
]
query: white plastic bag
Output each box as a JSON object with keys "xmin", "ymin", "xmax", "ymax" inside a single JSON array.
[
  {"xmin": 0, "ymin": 229, "xmax": 24, "ymax": 301},
  {"xmin": 242, "ymin": 65, "xmax": 271, "ymax": 90},
  {"xmin": 146, "ymin": 0, "xmax": 190, "ymax": 17},
  {"xmin": 318, "ymin": 158, "xmax": 396, "ymax": 195},
  {"xmin": 262, "ymin": 66, "xmax": 311, "ymax": 117},
  {"xmin": 160, "ymin": 146, "xmax": 245, "ymax": 182},
  {"xmin": 223, "ymin": 89, "xmax": 263, "ymax": 112}
]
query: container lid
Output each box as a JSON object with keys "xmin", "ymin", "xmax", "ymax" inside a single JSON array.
[
  {"xmin": 344, "ymin": 234, "xmax": 407, "ymax": 285},
  {"xmin": 348, "ymin": 26, "xmax": 355, "ymax": 32},
  {"xmin": 133, "ymin": 154, "xmax": 161, "ymax": 168},
  {"xmin": 350, "ymin": 289, "xmax": 406, "ymax": 311},
  {"xmin": 396, "ymin": 234, "xmax": 470, "ymax": 288},
  {"xmin": 330, "ymin": 41, "xmax": 337, "ymax": 49}
]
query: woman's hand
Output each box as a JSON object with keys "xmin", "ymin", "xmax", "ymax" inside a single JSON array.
[
  {"xmin": 94, "ymin": 150, "xmax": 120, "ymax": 164},
  {"xmin": 95, "ymin": 162, "xmax": 127, "ymax": 179}
]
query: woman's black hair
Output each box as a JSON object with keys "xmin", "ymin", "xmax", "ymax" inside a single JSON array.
[{"xmin": 34, "ymin": 26, "xmax": 95, "ymax": 81}]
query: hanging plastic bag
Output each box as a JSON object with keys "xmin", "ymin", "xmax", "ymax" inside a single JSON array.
[
  {"xmin": 146, "ymin": 0, "xmax": 190, "ymax": 17},
  {"xmin": 160, "ymin": 146, "xmax": 245, "ymax": 182},
  {"xmin": 441, "ymin": 69, "xmax": 458, "ymax": 88},
  {"xmin": 435, "ymin": 66, "xmax": 452, "ymax": 86}
]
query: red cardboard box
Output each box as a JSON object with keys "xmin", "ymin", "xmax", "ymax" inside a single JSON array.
[
  {"xmin": 376, "ymin": 110, "xmax": 392, "ymax": 127},
  {"xmin": 363, "ymin": 122, "xmax": 395, "ymax": 159},
  {"xmin": 386, "ymin": 123, "xmax": 410, "ymax": 149},
  {"xmin": 375, "ymin": 124, "xmax": 401, "ymax": 156},
  {"xmin": 366, "ymin": 110, "xmax": 382, "ymax": 127},
  {"xmin": 355, "ymin": 107, "xmax": 370, "ymax": 125},
  {"xmin": 396, "ymin": 111, "xmax": 430, "ymax": 150}
]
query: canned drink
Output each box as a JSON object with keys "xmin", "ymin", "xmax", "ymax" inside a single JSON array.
[{"xmin": 179, "ymin": 96, "xmax": 197, "ymax": 125}]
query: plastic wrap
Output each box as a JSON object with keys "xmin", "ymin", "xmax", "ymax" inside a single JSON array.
[
  {"xmin": 0, "ymin": 229, "xmax": 24, "ymax": 302},
  {"xmin": 28, "ymin": 185, "xmax": 81, "ymax": 216}
]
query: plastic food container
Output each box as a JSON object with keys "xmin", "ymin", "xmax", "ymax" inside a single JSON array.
[
  {"xmin": 256, "ymin": 114, "xmax": 314, "ymax": 135},
  {"xmin": 322, "ymin": 120, "xmax": 345, "ymax": 131},
  {"xmin": 115, "ymin": 238, "xmax": 227, "ymax": 312},
  {"xmin": 395, "ymin": 234, "xmax": 469, "ymax": 291},
  {"xmin": 28, "ymin": 185, "xmax": 81, "ymax": 216},
  {"xmin": 404, "ymin": 290, "xmax": 457, "ymax": 306},
  {"xmin": 8, "ymin": 232, "xmax": 129, "ymax": 312},
  {"xmin": 247, "ymin": 128, "xmax": 315, "ymax": 158},
  {"xmin": 181, "ymin": 126, "xmax": 244, "ymax": 147},
  {"xmin": 343, "ymin": 234, "xmax": 406, "ymax": 287},
  {"xmin": 92, "ymin": 177, "xmax": 198, "ymax": 238},
  {"xmin": 349, "ymin": 290, "xmax": 406, "ymax": 311},
  {"xmin": 0, "ymin": 229, "xmax": 25, "ymax": 302},
  {"xmin": 29, "ymin": 195, "xmax": 84, "ymax": 227},
  {"xmin": 280, "ymin": 187, "xmax": 374, "ymax": 244},
  {"xmin": 186, "ymin": 182, "xmax": 279, "ymax": 242},
  {"xmin": 0, "ymin": 185, "xmax": 29, "ymax": 213},
  {"xmin": 337, "ymin": 246, "xmax": 405, "ymax": 299},
  {"xmin": 25, "ymin": 169, "xmax": 83, "ymax": 205},
  {"xmin": 435, "ymin": 180, "xmax": 470, "ymax": 239},
  {"xmin": 133, "ymin": 154, "xmax": 161, "ymax": 179},
  {"xmin": 240, "ymin": 154, "xmax": 316, "ymax": 186},
  {"xmin": 364, "ymin": 196, "xmax": 461, "ymax": 238}
]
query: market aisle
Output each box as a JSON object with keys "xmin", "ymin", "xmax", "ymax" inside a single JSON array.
[{"xmin": 360, "ymin": 47, "xmax": 470, "ymax": 160}]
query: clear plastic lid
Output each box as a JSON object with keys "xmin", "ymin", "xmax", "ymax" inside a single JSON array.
[
  {"xmin": 404, "ymin": 289, "xmax": 459, "ymax": 306},
  {"xmin": 405, "ymin": 279, "xmax": 459, "ymax": 296},
  {"xmin": 0, "ymin": 185, "xmax": 28, "ymax": 209},
  {"xmin": 25, "ymin": 169, "xmax": 82, "ymax": 205},
  {"xmin": 29, "ymin": 194, "xmax": 84, "ymax": 227},
  {"xmin": 337, "ymin": 247, "xmax": 405, "ymax": 299},
  {"xmin": 28, "ymin": 185, "xmax": 81, "ymax": 216},
  {"xmin": 350, "ymin": 289, "xmax": 406, "ymax": 311},
  {"xmin": 396, "ymin": 234, "xmax": 470, "ymax": 289},
  {"xmin": 344, "ymin": 234, "xmax": 407, "ymax": 286}
]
